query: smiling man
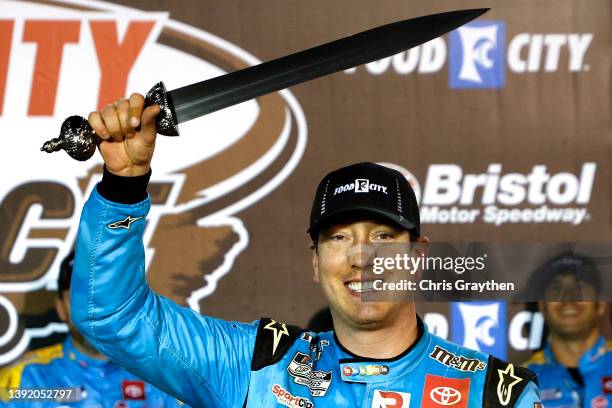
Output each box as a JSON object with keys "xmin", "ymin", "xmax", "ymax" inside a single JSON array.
[
  {"xmin": 70, "ymin": 95, "xmax": 541, "ymax": 407},
  {"xmin": 525, "ymin": 254, "xmax": 611, "ymax": 408}
]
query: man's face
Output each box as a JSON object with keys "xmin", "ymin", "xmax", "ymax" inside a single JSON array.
[
  {"xmin": 540, "ymin": 274, "xmax": 606, "ymax": 340},
  {"xmin": 540, "ymin": 275, "xmax": 606, "ymax": 340},
  {"xmin": 542, "ymin": 301, "xmax": 606, "ymax": 340},
  {"xmin": 312, "ymin": 218, "xmax": 420, "ymax": 329}
]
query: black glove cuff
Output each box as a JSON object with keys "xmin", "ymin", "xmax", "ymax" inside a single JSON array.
[{"xmin": 97, "ymin": 166, "xmax": 151, "ymax": 204}]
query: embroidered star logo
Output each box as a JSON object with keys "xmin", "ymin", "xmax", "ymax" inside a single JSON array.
[
  {"xmin": 108, "ymin": 216, "xmax": 143, "ymax": 230},
  {"xmin": 497, "ymin": 363, "xmax": 523, "ymax": 406},
  {"xmin": 263, "ymin": 319, "xmax": 289, "ymax": 355}
]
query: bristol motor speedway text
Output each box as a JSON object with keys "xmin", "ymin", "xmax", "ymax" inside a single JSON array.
[{"xmin": 419, "ymin": 163, "xmax": 595, "ymax": 226}]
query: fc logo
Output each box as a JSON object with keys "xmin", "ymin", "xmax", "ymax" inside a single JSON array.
[
  {"xmin": 449, "ymin": 21, "xmax": 506, "ymax": 89},
  {"xmin": 451, "ymin": 301, "xmax": 508, "ymax": 359},
  {"xmin": 355, "ymin": 179, "xmax": 370, "ymax": 193}
]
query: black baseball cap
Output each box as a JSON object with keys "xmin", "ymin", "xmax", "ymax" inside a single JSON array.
[
  {"xmin": 538, "ymin": 252, "xmax": 601, "ymax": 295},
  {"xmin": 308, "ymin": 162, "xmax": 420, "ymax": 239}
]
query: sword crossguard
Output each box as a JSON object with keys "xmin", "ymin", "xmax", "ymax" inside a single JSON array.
[
  {"xmin": 41, "ymin": 81, "xmax": 179, "ymax": 161},
  {"xmin": 145, "ymin": 81, "xmax": 180, "ymax": 137}
]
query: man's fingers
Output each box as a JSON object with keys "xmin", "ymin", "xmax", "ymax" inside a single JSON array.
[
  {"xmin": 141, "ymin": 104, "xmax": 160, "ymax": 126},
  {"xmin": 129, "ymin": 93, "xmax": 145, "ymax": 128},
  {"xmin": 101, "ymin": 104, "xmax": 122, "ymax": 142},
  {"xmin": 88, "ymin": 111, "xmax": 110, "ymax": 140},
  {"xmin": 116, "ymin": 98, "xmax": 132, "ymax": 138},
  {"xmin": 140, "ymin": 104, "xmax": 161, "ymax": 144}
]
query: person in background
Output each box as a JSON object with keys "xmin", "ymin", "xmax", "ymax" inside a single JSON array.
[
  {"xmin": 525, "ymin": 253, "xmax": 611, "ymax": 408},
  {"xmin": 0, "ymin": 252, "xmax": 185, "ymax": 407}
]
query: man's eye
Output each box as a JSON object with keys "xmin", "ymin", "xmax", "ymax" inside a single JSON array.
[
  {"xmin": 330, "ymin": 234, "xmax": 347, "ymax": 241},
  {"xmin": 374, "ymin": 232, "xmax": 394, "ymax": 240}
]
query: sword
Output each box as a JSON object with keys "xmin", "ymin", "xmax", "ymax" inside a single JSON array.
[{"xmin": 41, "ymin": 8, "xmax": 488, "ymax": 161}]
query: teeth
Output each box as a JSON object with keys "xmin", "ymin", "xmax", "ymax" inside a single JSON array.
[
  {"xmin": 561, "ymin": 307, "xmax": 579, "ymax": 316},
  {"xmin": 347, "ymin": 281, "xmax": 376, "ymax": 292}
]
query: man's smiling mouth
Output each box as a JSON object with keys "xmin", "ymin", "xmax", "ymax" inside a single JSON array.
[{"xmin": 345, "ymin": 279, "xmax": 381, "ymax": 294}]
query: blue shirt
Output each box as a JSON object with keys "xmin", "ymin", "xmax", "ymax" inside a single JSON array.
[
  {"xmin": 526, "ymin": 337, "xmax": 612, "ymax": 408},
  {"xmin": 70, "ymin": 186, "xmax": 541, "ymax": 407},
  {"xmin": 0, "ymin": 336, "xmax": 184, "ymax": 407}
]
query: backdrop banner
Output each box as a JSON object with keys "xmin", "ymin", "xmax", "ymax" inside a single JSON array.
[{"xmin": 0, "ymin": 0, "xmax": 609, "ymax": 365}]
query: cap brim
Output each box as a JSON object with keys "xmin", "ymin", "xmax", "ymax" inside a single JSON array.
[{"xmin": 308, "ymin": 205, "xmax": 418, "ymax": 236}]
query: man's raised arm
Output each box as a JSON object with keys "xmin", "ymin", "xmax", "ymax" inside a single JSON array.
[{"xmin": 70, "ymin": 95, "xmax": 256, "ymax": 408}]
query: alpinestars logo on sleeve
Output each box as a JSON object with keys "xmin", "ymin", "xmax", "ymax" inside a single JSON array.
[
  {"xmin": 497, "ymin": 363, "xmax": 522, "ymax": 406},
  {"xmin": 263, "ymin": 319, "xmax": 290, "ymax": 355},
  {"xmin": 108, "ymin": 216, "xmax": 143, "ymax": 230}
]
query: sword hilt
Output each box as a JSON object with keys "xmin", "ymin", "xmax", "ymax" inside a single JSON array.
[{"xmin": 41, "ymin": 81, "xmax": 179, "ymax": 161}]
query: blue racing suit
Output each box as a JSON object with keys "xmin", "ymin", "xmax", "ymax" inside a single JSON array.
[
  {"xmin": 525, "ymin": 337, "xmax": 612, "ymax": 408},
  {"xmin": 0, "ymin": 335, "xmax": 183, "ymax": 407},
  {"xmin": 71, "ymin": 177, "xmax": 541, "ymax": 408}
]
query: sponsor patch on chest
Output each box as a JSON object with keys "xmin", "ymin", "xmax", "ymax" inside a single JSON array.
[
  {"xmin": 429, "ymin": 345, "xmax": 486, "ymax": 372},
  {"xmin": 286, "ymin": 352, "xmax": 332, "ymax": 397},
  {"xmin": 121, "ymin": 380, "xmax": 145, "ymax": 400},
  {"xmin": 372, "ymin": 390, "xmax": 411, "ymax": 408}
]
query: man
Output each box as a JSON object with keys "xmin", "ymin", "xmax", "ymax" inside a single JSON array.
[
  {"xmin": 70, "ymin": 95, "xmax": 540, "ymax": 407},
  {"xmin": 525, "ymin": 254, "xmax": 611, "ymax": 408},
  {"xmin": 0, "ymin": 252, "xmax": 184, "ymax": 407}
]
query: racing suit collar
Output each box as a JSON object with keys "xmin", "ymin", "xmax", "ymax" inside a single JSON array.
[
  {"xmin": 544, "ymin": 335, "xmax": 607, "ymax": 375},
  {"xmin": 337, "ymin": 315, "xmax": 432, "ymax": 383},
  {"xmin": 64, "ymin": 335, "xmax": 111, "ymax": 368},
  {"xmin": 578, "ymin": 336, "xmax": 607, "ymax": 372}
]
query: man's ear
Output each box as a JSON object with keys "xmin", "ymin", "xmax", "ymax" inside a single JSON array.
[
  {"xmin": 407, "ymin": 234, "xmax": 430, "ymax": 281},
  {"xmin": 596, "ymin": 301, "xmax": 606, "ymax": 317},
  {"xmin": 311, "ymin": 243, "xmax": 320, "ymax": 283},
  {"xmin": 413, "ymin": 234, "xmax": 430, "ymax": 258},
  {"xmin": 54, "ymin": 296, "xmax": 67, "ymax": 322},
  {"xmin": 417, "ymin": 234, "xmax": 431, "ymax": 244}
]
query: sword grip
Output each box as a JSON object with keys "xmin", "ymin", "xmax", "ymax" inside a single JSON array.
[{"xmin": 41, "ymin": 81, "xmax": 179, "ymax": 161}]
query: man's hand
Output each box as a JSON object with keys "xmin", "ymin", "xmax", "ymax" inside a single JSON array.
[{"xmin": 88, "ymin": 93, "xmax": 161, "ymax": 177}]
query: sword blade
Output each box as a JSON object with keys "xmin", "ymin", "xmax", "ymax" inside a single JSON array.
[{"xmin": 170, "ymin": 8, "xmax": 488, "ymax": 123}]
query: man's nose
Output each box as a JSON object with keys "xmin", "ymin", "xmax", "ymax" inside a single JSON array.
[{"xmin": 346, "ymin": 243, "xmax": 376, "ymax": 269}]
